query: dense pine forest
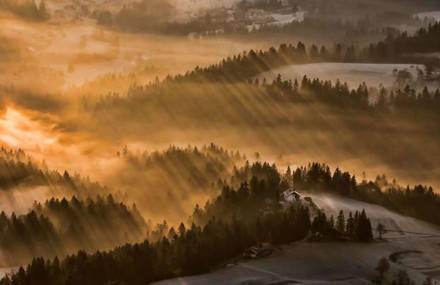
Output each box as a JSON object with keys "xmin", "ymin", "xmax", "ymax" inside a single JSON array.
[
  {"xmin": 85, "ymin": 71, "xmax": 440, "ymax": 187},
  {"xmin": 73, "ymin": 31, "xmax": 440, "ymax": 191},
  {"xmin": 289, "ymin": 163, "xmax": 440, "ymax": 226},
  {"xmin": 1, "ymin": 1, "xmax": 440, "ymax": 283},
  {"xmin": 115, "ymin": 144, "xmax": 243, "ymax": 192},
  {"xmin": 0, "ymin": 167, "xmax": 375, "ymax": 285},
  {"xmin": 105, "ymin": 144, "xmax": 245, "ymax": 222},
  {"xmin": 2, "ymin": 147, "xmax": 438, "ymax": 285},
  {"xmin": 0, "ymin": 147, "xmax": 104, "ymax": 195},
  {"xmin": 162, "ymin": 23, "xmax": 440, "ymax": 83},
  {"xmin": 0, "ymin": 195, "xmax": 147, "ymax": 266}
]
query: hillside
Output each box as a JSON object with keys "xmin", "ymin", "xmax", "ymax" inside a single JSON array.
[
  {"xmin": 154, "ymin": 193, "xmax": 440, "ymax": 285},
  {"xmin": 1, "ymin": 1, "xmax": 440, "ymax": 284}
]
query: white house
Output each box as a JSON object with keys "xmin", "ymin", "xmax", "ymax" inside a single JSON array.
[{"xmin": 280, "ymin": 188, "xmax": 302, "ymax": 203}]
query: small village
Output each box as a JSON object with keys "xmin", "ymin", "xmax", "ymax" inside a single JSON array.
[{"xmin": 186, "ymin": 0, "xmax": 307, "ymax": 38}]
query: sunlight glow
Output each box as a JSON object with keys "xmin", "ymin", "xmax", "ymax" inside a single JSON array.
[{"xmin": 0, "ymin": 107, "xmax": 56, "ymax": 151}]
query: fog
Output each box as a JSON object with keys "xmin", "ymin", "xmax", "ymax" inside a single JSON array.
[
  {"xmin": 0, "ymin": 0, "xmax": 440, "ymax": 276},
  {"xmin": 258, "ymin": 63, "xmax": 424, "ymax": 89},
  {"xmin": 154, "ymin": 194, "xmax": 440, "ymax": 285}
]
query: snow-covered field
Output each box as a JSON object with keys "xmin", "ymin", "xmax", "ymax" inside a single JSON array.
[
  {"xmin": 415, "ymin": 11, "xmax": 440, "ymax": 22},
  {"xmin": 153, "ymin": 194, "xmax": 440, "ymax": 285},
  {"xmin": 257, "ymin": 63, "xmax": 422, "ymax": 89},
  {"xmin": 269, "ymin": 11, "xmax": 306, "ymax": 26}
]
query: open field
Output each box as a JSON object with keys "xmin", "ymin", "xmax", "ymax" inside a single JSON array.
[
  {"xmin": 257, "ymin": 63, "xmax": 423, "ymax": 89},
  {"xmin": 415, "ymin": 11, "xmax": 440, "ymax": 21}
]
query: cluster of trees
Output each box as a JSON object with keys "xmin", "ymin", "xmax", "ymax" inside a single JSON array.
[
  {"xmin": 87, "ymin": 35, "xmax": 440, "ymax": 122},
  {"xmin": 310, "ymin": 210, "xmax": 372, "ymax": 242},
  {"xmin": 85, "ymin": 66, "xmax": 440, "ymax": 192},
  {"xmin": 106, "ymin": 144, "xmax": 245, "ymax": 223},
  {"xmin": 224, "ymin": 161, "xmax": 440, "ymax": 228},
  {"xmin": 169, "ymin": 43, "xmax": 312, "ymax": 83},
  {"xmin": 264, "ymin": 73, "xmax": 440, "ymax": 112},
  {"xmin": 197, "ymin": 162, "xmax": 373, "ymax": 243},
  {"xmin": 0, "ymin": 147, "xmax": 47, "ymax": 190},
  {"xmin": 0, "ymin": 213, "xmax": 279, "ymax": 285},
  {"xmin": 97, "ymin": 31, "xmax": 440, "ymax": 91},
  {"xmin": 94, "ymin": 66, "xmax": 440, "ymax": 117},
  {"xmin": 0, "ymin": 0, "xmax": 49, "ymax": 21},
  {"xmin": 0, "ymin": 164, "xmax": 377, "ymax": 285},
  {"xmin": 33, "ymin": 195, "xmax": 147, "ymax": 250},
  {"xmin": 0, "ymin": 195, "xmax": 147, "ymax": 266},
  {"xmin": 0, "ymin": 178, "xmax": 310, "ymax": 285},
  {"xmin": 159, "ymin": 21, "xmax": 440, "ymax": 83},
  {"xmin": 366, "ymin": 22, "xmax": 440, "ymax": 60},
  {"xmin": 163, "ymin": 40, "xmax": 408, "ymax": 83},
  {"xmin": 89, "ymin": 80, "xmax": 440, "ymax": 201},
  {"xmin": 376, "ymin": 85, "xmax": 440, "ymax": 112},
  {"xmin": 289, "ymin": 162, "xmax": 358, "ymax": 195},
  {"xmin": 118, "ymin": 144, "xmax": 243, "ymax": 191},
  {"xmin": 285, "ymin": 162, "xmax": 440, "ymax": 226},
  {"xmin": 0, "ymin": 147, "xmax": 105, "ymax": 195},
  {"xmin": 355, "ymin": 184, "xmax": 440, "ymax": 227},
  {"xmin": 189, "ymin": 165, "xmax": 313, "ymax": 244},
  {"xmin": 0, "ymin": 210, "xmax": 58, "ymax": 266}
]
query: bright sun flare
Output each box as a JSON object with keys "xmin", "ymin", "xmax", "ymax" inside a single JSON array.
[{"xmin": 0, "ymin": 107, "xmax": 56, "ymax": 151}]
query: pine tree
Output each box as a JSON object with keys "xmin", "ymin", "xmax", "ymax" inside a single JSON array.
[
  {"xmin": 377, "ymin": 223, "xmax": 386, "ymax": 240},
  {"xmin": 356, "ymin": 210, "xmax": 373, "ymax": 242},
  {"xmin": 375, "ymin": 257, "xmax": 390, "ymax": 283},
  {"xmin": 346, "ymin": 212, "xmax": 355, "ymax": 238},
  {"xmin": 336, "ymin": 210, "xmax": 345, "ymax": 234}
]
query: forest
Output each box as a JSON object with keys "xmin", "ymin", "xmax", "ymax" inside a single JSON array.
[
  {"xmin": 0, "ymin": 147, "xmax": 104, "ymax": 195},
  {"xmin": 104, "ymin": 144, "xmax": 245, "ymax": 223},
  {"xmin": 0, "ymin": 168, "xmax": 375, "ymax": 285},
  {"xmin": 1, "ymin": 1, "xmax": 440, "ymax": 283},
  {"xmin": 3, "ymin": 144, "xmax": 437, "ymax": 284},
  {"xmin": 285, "ymin": 162, "xmax": 440, "ymax": 226},
  {"xmin": 176, "ymin": 23, "xmax": 440, "ymax": 83},
  {"xmin": 0, "ymin": 195, "xmax": 147, "ymax": 266}
]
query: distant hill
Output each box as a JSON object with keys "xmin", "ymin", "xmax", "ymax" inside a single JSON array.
[{"xmin": 0, "ymin": 146, "xmax": 106, "ymax": 196}]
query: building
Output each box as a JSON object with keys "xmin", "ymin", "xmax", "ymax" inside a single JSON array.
[{"xmin": 280, "ymin": 188, "xmax": 302, "ymax": 203}]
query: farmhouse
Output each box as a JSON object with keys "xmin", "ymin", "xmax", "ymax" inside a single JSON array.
[{"xmin": 280, "ymin": 188, "xmax": 302, "ymax": 203}]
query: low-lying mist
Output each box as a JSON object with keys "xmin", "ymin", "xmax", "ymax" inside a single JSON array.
[
  {"xmin": 1, "ymin": 71, "xmax": 439, "ymax": 194},
  {"xmin": 1, "ymin": 0, "xmax": 440, "ymax": 282}
]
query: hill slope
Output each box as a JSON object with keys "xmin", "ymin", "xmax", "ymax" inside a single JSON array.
[{"xmin": 154, "ymin": 193, "xmax": 440, "ymax": 285}]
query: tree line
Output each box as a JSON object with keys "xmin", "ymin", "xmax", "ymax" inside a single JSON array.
[
  {"xmin": 286, "ymin": 162, "xmax": 440, "ymax": 226},
  {"xmin": 118, "ymin": 143, "xmax": 244, "ymax": 191},
  {"xmin": 0, "ymin": 195, "xmax": 147, "ymax": 267},
  {"xmin": 0, "ymin": 147, "xmax": 105, "ymax": 195},
  {"xmin": 153, "ymin": 23, "xmax": 440, "ymax": 84},
  {"xmin": 93, "ymin": 72, "xmax": 440, "ymax": 118},
  {"xmin": 0, "ymin": 168, "xmax": 375, "ymax": 285},
  {"xmin": 365, "ymin": 22, "xmax": 440, "ymax": 61},
  {"xmin": 107, "ymin": 143, "xmax": 245, "ymax": 223}
]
